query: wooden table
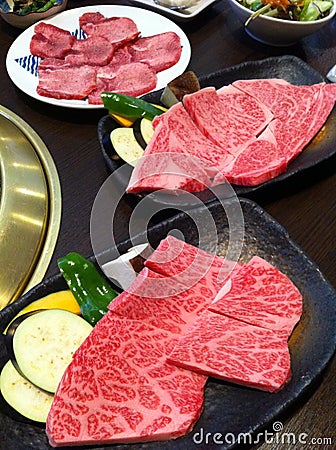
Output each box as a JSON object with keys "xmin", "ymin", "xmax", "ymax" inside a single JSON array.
[{"xmin": 0, "ymin": 0, "xmax": 335, "ymax": 448}]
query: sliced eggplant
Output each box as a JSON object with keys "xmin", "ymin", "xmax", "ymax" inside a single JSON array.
[
  {"xmin": 160, "ymin": 71, "xmax": 201, "ymax": 108},
  {"xmin": 7, "ymin": 309, "xmax": 93, "ymax": 393},
  {"xmin": 0, "ymin": 360, "xmax": 53, "ymax": 423},
  {"xmin": 110, "ymin": 127, "xmax": 144, "ymax": 167}
]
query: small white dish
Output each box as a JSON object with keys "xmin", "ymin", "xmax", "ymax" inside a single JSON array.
[
  {"xmin": 228, "ymin": 0, "xmax": 336, "ymax": 47},
  {"xmin": 327, "ymin": 64, "xmax": 336, "ymax": 82}
]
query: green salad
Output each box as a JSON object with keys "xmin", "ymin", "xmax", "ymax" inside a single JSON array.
[
  {"xmin": 13, "ymin": 0, "xmax": 58, "ymax": 15},
  {"xmin": 239, "ymin": 0, "xmax": 333, "ymax": 21}
]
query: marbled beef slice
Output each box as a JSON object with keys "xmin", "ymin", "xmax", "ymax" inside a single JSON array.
[
  {"xmin": 219, "ymin": 125, "xmax": 287, "ymax": 186},
  {"xmin": 65, "ymin": 35, "xmax": 114, "ymax": 66},
  {"xmin": 46, "ymin": 238, "xmax": 242, "ymax": 446},
  {"xmin": 46, "ymin": 311, "xmax": 206, "ymax": 447},
  {"xmin": 167, "ymin": 310, "xmax": 291, "ymax": 393},
  {"xmin": 47, "ymin": 262, "xmax": 233, "ymax": 445},
  {"xmin": 144, "ymin": 235, "xmax": 240, "ymax": 290}
]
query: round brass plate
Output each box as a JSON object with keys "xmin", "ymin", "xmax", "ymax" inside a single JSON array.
[{"xmin": 0, "ymin": 106, "xmax": 62, "ymax": 309}]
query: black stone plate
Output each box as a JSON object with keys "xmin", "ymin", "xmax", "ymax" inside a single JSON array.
[
  {"xmin": 98, "ymin": 55, "xmax": 336, "ymax": 206},
  {"xmin": 0, "ymin": 198, "xmax": 335, "ymax": 449}
]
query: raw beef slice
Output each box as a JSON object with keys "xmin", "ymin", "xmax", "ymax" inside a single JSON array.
[
  {"xmin": 79, "ymin": 12, "xmax": 106, "ymax": 28},
  {"xmin": 209, "ymin": 255, "xmax": 302, "ymax": 336},
  {"xmin": 30, "ymin": 22, "xmax": 76, "ymax": 59},
  {"xmin": 47, "ymin": 260, "xmax": 229, "ymax": 446},
  {"xmin": 126, "ymin": 102, "xmax": 234, "ymax": 194},
  {"xmin": 81, "ymin": 16, "xmax": 140, "ymax": 47},
  {"xmin": 183, "ymin": 86, "xmax": 273, "ymax": 157},
  {"xmin": 65, "ymin": 35, "xmax": 114, "ymax": 66},
  {"xmin": 37, "ymin": 64, "xmax": 97, "ymax": 100},
  {"xmin": 46, "ymin": 237, "xmax": 241, "ymax": 446},
  {"xmin": 46, "ymin": 311, "xmax": 206, "ymax": 447},
  {"xmin": 127, "ymin": 32, "xmax": 182, "ymax": 72},
  {"xmin": 145, "ymin": 235, "xmax": 240, "ymax": 290},
  {"xmin": 108, "ymin": 46, "xmax": 132, "ymax": 66},
  {"xmin": 109, "ymin": 266, "xmax": 216, "ymax": 334},
  {"xmin": 88, "ymin": 62, "xmax": 157, "ymax": 104},
  {"xmin": 167, "ymin": 310, "xmax": 291, "ymax": 393}
]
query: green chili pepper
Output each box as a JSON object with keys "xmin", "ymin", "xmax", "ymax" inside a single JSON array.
[
  {"xmin": 299, "ymin": 0, "xmax": 332, "ymax": 21},
  {"xmin": 13, "ymin": 0, "xmax": 57, "ymax": 14},
  {"xmin": 101, "ymin": 92, "xmax": 165, "ymax": 121},
  {"xmin": 250, "ymin": 0, "xmax": 264, "ymax": 11},
  {"xmin": 58, "ymin": 252, "xmax": 118, "ymax": 326},
  {"xmin": 37, "ymin": 0, "xmax": 56, "ymax": 12}
]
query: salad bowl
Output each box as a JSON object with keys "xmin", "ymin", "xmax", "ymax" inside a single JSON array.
[{"xmin": 228, "ymin": 0, "xmax": 336, "ymax": 46}]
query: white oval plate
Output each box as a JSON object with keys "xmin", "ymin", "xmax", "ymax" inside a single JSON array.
[{"xmin": 6, "ymin": 5, "xmax": 191, "ymax": 109}]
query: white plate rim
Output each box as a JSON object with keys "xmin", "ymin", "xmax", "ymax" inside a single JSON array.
[{"xmin": 6, "ymin": 5, "xmax": 191, "ymax": 110}]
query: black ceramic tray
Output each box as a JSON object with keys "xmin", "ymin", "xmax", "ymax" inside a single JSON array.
[
  {"xmin": 98, "ymin": 55, "xmax": 336, "ymax": 206},
  {"xmin": 1, "ymin": 198, "xmax": 336, "ymax": 449}
]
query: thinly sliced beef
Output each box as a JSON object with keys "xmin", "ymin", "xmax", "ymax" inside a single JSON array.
[
  {"xmin": 46, "ymin": 236, "xmax": 303, "ymax": 446},
  {"xmin": 109, "ymin": 46, "xmax": 132, "ymax": 66},
  {"xmin": 46, "ymin": 311, "xmax": 206, "ymax": 447},
  {"xmin": 110, "ymin": 266, "xmax": 221, "ymax": 333},
  {"xmin": 233, "ymin": 78, "xmax": 318, "ymax": 122},
  {"xmin": 126, "ymin": 102, "xmax": 234, "ymax": 193},
  {"xmin": 88, "ymin": 62, "xmax": 157, "ymax": 104},
  {"xmin": 150, "ymin": 103, "xmax": 234, "ymax": 178},
  {"xmin": 31, "ymin": 15, "xmax": 185, "ymax": 105},
  {"xmin": 37, "ymin": 64, "xmax": 97, "ymax": 100},
  {"xmin": 79, "ymin": 11, "xmax": 106, "ymax": 28},
  {"xmin": 65, "ymin": 36, "xmax": 114, "ymax": 66},
  {"xmin": 324, "ymin": 82, "xmax": 336, "ymax": 100},
  {"xmin": 127, "ymin": 151, "xmax": 211, "ymax": 194},
  {"xmin": 127, "ymin": 32, "xmax": 182, "ymax": 72},
  {"xmin": 81, "ymin": 16, "xmax": 140, "ymax": 46},
  {"xmin": 38, "ymin": 58, "xmax": 72, "ymax": 70},
  {"xmin": 209, "ymin": 256, "xmax": 302, "ymax": 336},
  {"xmin": 232, "ymin": 79, "xmax": 332, "ymax": 163},
  {"xmin": 30, "ymin": 22, "xmax": 75, "ymax": 59},
  {"xmin": 183, "ymin": 86, "xmax": 273, "ymax": 156},
  {"xmin": 129, "ymin": 79, "xmax": 336, "ymax": 193},
  {"xmin": 167, "ymin": 310, "xmax": 291, "ymax": 393}
]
